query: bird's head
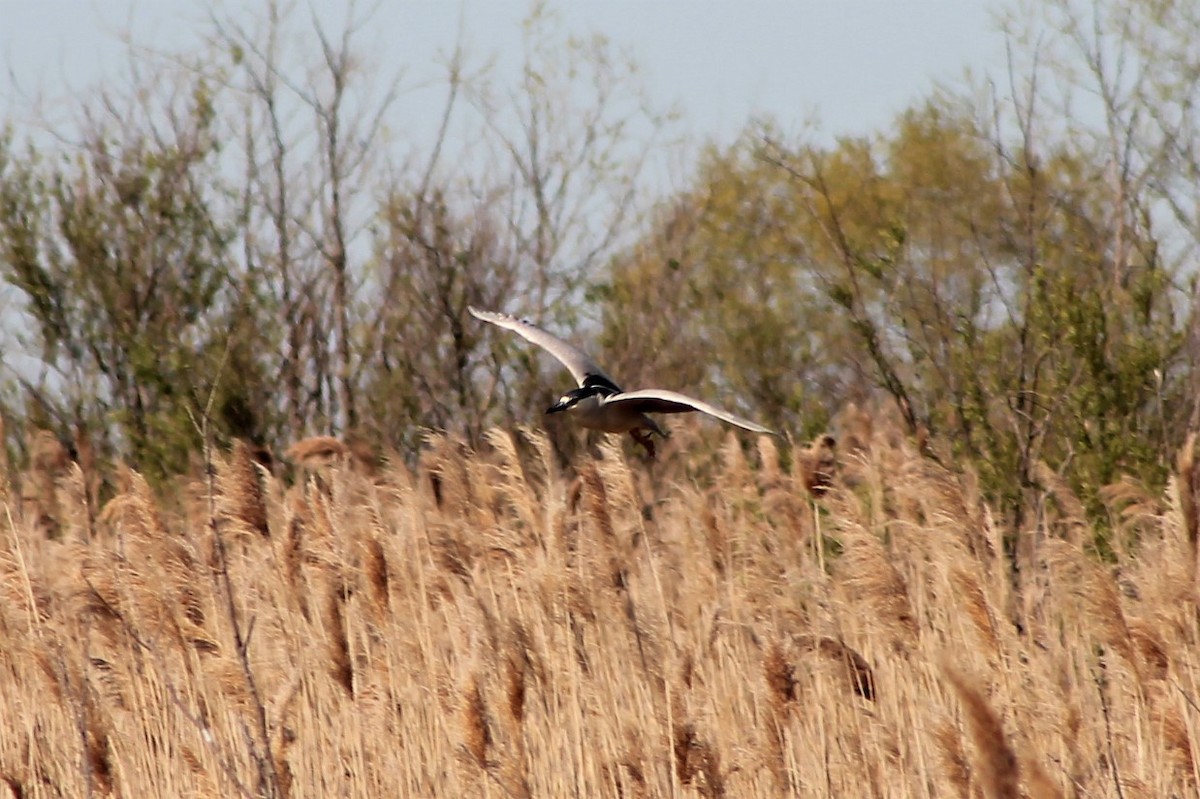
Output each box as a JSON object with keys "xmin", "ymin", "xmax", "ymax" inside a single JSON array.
[{"xmin": 546, "ymin": 385, "xmax": 603, "ymax": 415}]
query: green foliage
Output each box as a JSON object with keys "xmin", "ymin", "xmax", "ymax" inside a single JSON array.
[
  {"xmin": 601, "ymin": 95, "xmax": 1185, "ymax": 527},
  {"xmin": 0, "ymin": 86, "xmax": 253, "ymax": 482},
  {"xmin": 0, "ymin": 0, "xmax": 1196, "ymax": 543}
]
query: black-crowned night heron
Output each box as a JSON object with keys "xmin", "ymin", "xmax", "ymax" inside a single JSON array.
[{"xmin": 469, "ymin": 306, "xmax": 775, "ymax": 457}]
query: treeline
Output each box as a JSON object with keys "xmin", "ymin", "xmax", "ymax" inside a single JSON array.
[{"xmin": 2, "ymin": 0, "xmax": 1199, "ymax": 527}]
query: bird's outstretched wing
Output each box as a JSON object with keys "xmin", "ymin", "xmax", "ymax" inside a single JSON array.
[
  {"xmin": 468, "ymin": 307, "xmax": 620, "ymax": 390},
  {"xmin": 605, "ymin": 389, "xmax": 776, "ymax": 435}
]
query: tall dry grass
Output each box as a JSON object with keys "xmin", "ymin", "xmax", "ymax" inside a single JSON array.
[{"xmin": 2, "ymin": 414, "xmax": 1199, "ymax": 797}]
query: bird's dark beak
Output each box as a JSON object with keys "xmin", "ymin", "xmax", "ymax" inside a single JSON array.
[{"xmin": 545, "ymin": 400, "xmax": 567, "ymax": 415}]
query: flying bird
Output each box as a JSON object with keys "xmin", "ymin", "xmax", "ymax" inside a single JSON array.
[{"xmin": 469, "ymin": 306, "xmax": 775, "ymax": 457}]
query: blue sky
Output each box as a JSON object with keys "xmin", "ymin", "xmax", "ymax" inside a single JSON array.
[{"xmin": 2, "ymin": 1, "xmax": 1006, "ymax": 147}]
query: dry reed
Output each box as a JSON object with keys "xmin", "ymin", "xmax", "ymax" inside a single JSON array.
[{"xmin": 0, "ymin": 412, "xmax": 1195, "ymax": 796}]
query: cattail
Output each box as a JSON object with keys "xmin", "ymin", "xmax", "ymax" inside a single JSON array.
[
  {"xmin": 945, "ymin": 668, "xmax": 1019, "ymax": 799},
  {"xmin": 763, "ymin": 640, "xmax": 799, "ymax": 712},
  {"xmin": 0, "ymin": 414, "xmax": 9, "ymax": 507},
  {"xmin": 463, "ymin": 675, "xmax": 492, "ymax": 771},
  {"xmin": 835, "ymin": 402, "xmax": 874, "ymax": 459},
  {"xmin": 672, "ymin": 721, "xmax": 725, "ymax": 799},
  {"xmin": 932, "ymin": 717, "xmax": 972, "ymax": 798},
  {"xmin": 273, "ymin": 726, "xmax": 296, "ymax": 799},
  {"xmin": 25, "ymin": 429, "xmax": 68, "ymax": 536},
  {"xmin": 1044, "ymin": 539, "xmax": 1139, "ymax": 675},
  {"xmin": 483, "ymin": 428, "xmax": 539, "ymax": 532},
  {"xmin": 580, "ymin": 463, "xmax": 620, "ymax": 579},
  {"xmin": 1128, "ymin": 618, "xmax": 1169, "ymax": 680},
  {"xmin": 718, "ymin": 432, "xmax": 751, "ymax": 494},
  {"xmin": 73, "ymin": 421, "xmax": 99, "ymax": 533},
  {"xmin": 1034, "ymin": 461, "xmax": 1088, "ymax": 544},
  {"xmin": 281, "ymin": 503, "xmax": 308, "ymax": 620},
  {"xmin": 797, "ymin": 435, "xmax": 837, "ymax": 498},
  {"xmin": 284, "ymin": 436, "xmax": 349, "ymax": 473},
  {"xmin": 1158, "ymin": 704, "xmax": 1196, "ymax": 785},
  {"xmin": 504, "ymin": 651, "xmax": 527, "ymax": 726},
  {"xmin": 2, "ymin": 772, "xmax": 27, "ymax": 799},
  {"xmin": 1100, "ymin": 474, "xmax": 1161, "ymax": 540},
  {"xmin": 83, "ymin": 691, "xmax": 115, "ymax": 796},
  {"xmin": 221, "ymin": 440, "xmax": 269, "ymax": 538},
  {"xmin": 423, "ymin": 434, "xmax": 473, "ymax": 519},
  {"xmin": 1178, "ymin": 433, "xmax": 1199, "ymax": 548},
  {"xmin": 162, "ymin": 536, "xmax": 206, "ymax": 628},
  {"xmin": 757, "ymin": 436, "xmax": 783, "ymax": 486},
  {"xmin": 951, "ymin": 566, "xmax": 1001, "ymax": 663},
  {"xmin": 362, "ymin": 532, "xmax": 390, "ymax": 619},
  {"xmin": 756, "ymin": 437, "xmax": 810, "ymax": 543},
  {"xmin": 1021, "ymin": 756, "xmax": 1065, "ymax": 799},
  {"xmin": 794, "ymin": 635, "xmax": 876, "ymax": 701},
  {"xmin": 324, "ymin": 577, "xmax": 353, "ymax": 698},
  {"xmin": 835, "ymin": 521, "xmax": 919, "ymax": 652},
  {"xmin": 55, "ymin": 464, "xmax": 91, "ymax": 541},
  {"xmin": 597, "ymin": 434, "xmax": 644, "ymax": 514}
]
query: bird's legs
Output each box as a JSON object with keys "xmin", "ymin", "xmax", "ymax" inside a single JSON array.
[{"xmin": 630, "ymin": 428, "xmax": 656, "ymax": 459}]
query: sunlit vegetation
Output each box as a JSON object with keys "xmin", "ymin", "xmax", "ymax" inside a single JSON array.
[
  {"xmin": 2, "ymin": 410, "xmax": 1198, "ymax": 796},
  {"xmin": 3, "ymin": 0, "xmax": 1200, "ymax": 794}
]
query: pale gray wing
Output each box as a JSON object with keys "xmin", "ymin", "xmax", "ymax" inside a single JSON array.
[
  {"xmin": 468, "ymin": 307, "xmax": 619, "ymax": 389},
  {"xmin": 604, "ymin": 389, "xmax": 776, "ymax": 435}
]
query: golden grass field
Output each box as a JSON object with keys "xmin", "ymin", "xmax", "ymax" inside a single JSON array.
[{"xmin": 2, "ymin": 409, "xmax": 1199, "ymax": 798}]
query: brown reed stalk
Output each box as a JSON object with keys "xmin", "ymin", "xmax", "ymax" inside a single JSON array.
[{"xmin": 945, "ymin": 668, "xmax": 1019, "ymax": 799}]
